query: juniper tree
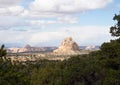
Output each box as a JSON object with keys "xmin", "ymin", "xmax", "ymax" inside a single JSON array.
[
  {"xmin": 110, "ymin": 13, "xmax": 120, "ymax": 37},
  {"xmin": 0, "ymin": 44, "xmax": 7, "ymax": 58}
]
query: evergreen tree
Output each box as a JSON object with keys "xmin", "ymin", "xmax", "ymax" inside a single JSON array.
[
  {"xmin": 110, "ymin": 13, "xmax": 120, "ymax": 37},
  {"xmin": 0, "ymin": 44, "xmax": 7, "ymax": 58}
]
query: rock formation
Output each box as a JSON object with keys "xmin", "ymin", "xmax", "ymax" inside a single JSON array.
[
  {"xmin": 7, "ymin": 48, "xmax": 20, "ymax": 53},
  {"xmin": 6, "ymin": 44, "xmax": 56, "ymax": 53},
  {"xmin": 53, "ymin": 37, "xmax": 80, "ymax": 54},
  {"xmin": 24, "ymin": 44, "xmax": 31, "ymax": 48}
]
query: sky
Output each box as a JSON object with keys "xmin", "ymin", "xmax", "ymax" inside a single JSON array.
[{"xmin": 0, "ymin": 0, "xmax": 120, "ymax": 47}]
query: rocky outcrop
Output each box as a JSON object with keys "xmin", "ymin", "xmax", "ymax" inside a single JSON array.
[
  {"xmin": 24, "ymin": 44, "xmax": 31, "ymax": 48},
  {"xmin": 7, "ymin": 48, "xmax": 20, "ymax": 53},
  {"xmin": 53, "ymin": 37, "xmax": 80, "ymax": 54},
  {"xmin": 7, "ymin": 45, "xmax": 56, "ymax": 53}
]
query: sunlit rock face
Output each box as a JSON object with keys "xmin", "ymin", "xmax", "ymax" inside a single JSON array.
[{"xmin": 53, "ymin": 37, "xmax": 80, "ymax": 54}]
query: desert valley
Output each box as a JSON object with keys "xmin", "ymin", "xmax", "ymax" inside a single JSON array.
[{"xmin": 5, "ymin": 37, "xmax": 99, "ymax": 63}]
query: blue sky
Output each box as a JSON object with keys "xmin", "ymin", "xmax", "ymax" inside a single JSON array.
[{"xmin": 0, "ymin": 0, "xmax": 120, "ymax": 47}]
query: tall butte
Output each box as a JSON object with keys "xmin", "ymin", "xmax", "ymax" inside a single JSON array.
[{"xmin": 53, "ymin": 37, "xmax": 80, "ymax": 54}]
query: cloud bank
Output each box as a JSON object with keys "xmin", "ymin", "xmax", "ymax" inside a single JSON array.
[
  {"xmin": 0, "ymin": 0, "xmax": 115, "ymax": 47},
  {"xmin": 30, "ymin": 0, "xmax": 112, "ymax": 13},
  {"xmin": 0, "ymin": 26, "xmax": 112, "ymax": 46}
]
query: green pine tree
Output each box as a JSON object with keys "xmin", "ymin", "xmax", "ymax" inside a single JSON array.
[
  {"xmin": 110, "ymin": 13, "xmax": 120, "ymax": 37},
  {"xmin": 0, "ymin": 44, "xmax": 7, "ymax": 58}
]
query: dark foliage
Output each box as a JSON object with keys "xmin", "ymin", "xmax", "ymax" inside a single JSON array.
[
  {"xmin": 0, "ymin": 44, "xmax": 7, "ymax": 58},
  {"xmin": 110, "ymin": 13, "xmax": 120, "ymax": 37}
]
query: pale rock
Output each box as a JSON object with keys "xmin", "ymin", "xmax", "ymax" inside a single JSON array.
[
  {"xmin": 85, "ymin": 45, "xmax": 96, "ymax": 50},
  {"xmin": 7, "ymin": 47, "xmax": 20, "ymax": 53},
  {"xmin": 18, "ymin": 48, "xmax": 28, "ymax": 53},
  {"xmin": 53, "ymin": 37, "xmax": 80, "ymax": 54},
  {"xmin": 7, "ymin": 44, "xmax": 46, "ymax": 53}
]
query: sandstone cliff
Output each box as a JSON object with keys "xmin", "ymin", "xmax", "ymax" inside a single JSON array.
[{"xmin": 53, "ymin": 37, "xmax": 80, "ymax": 54}]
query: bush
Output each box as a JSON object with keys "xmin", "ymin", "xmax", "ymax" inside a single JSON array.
[
  {"xmin": 0, "ymin": 44, "xmax": 7, "ymax": 58},
  {"xmin": 100, "ymin": 38, "xmax": 120, "ymax": 58}
]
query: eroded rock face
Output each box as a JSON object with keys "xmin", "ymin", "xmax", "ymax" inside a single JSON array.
[{"xmin": 53, "ymin": 37, "xmax": 80, "ymax": 54}]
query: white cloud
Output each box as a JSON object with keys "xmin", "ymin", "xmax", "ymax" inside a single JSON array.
[
  {"xmin": 0, "ymin": 30, "xmax": 30, "ymax": 44},
  {"xmin": 63, "ymin": 26, "xmax": 111, "ymax": 45},
  {"xmin": 0, "ymin": 0, "xmax": 113, "ymax": 28},
  {"xmin": 0, "ymin": 0, "xmax": 114, "ymax": 47},
  {"xmin": 20, "ymin": 9, "xmax": 65, "ymax": 18},
  {"xmin": 30, "ymin": 26, "xmax": 112, "ymax": 46},
  {"xmin": 0, "ymin": 29, "xmax": 66, "ymax": 46},
  {"xmin": 0, "ymin": 6, "xmax": 24, "ymax": 16},
  {"xmin": 20, "ymin": 0, "xmax": 113, "ymax": 18},
  {"xmin": 0, "ymin": 25, "xmax": 112, "ymax": 46},
  {"xmin": 0, "ymin": 0, "xmax": 113, "ymax": 17},
  {"xmin": 0, "ymin": 0, "xmax": 21, "ymax": 7},
  {"xmin": 29, "ymin": 0, "xmax": 113, "ymax": 13},
  {"xmin": 0, "ymin": 0, "xmax": 24, "ymax": 16},
  {"xmin": 29, "ymin": 32, "xmax": 65, "ymax": 44},
  {"xmin": 8, "ymin": 6, "xmax": 24, "ymax": 16},
  {"xmin": 29, "ymin": 16, "xmax": 78, "ymax": 26},
  {"xmin": 57, "ymin": 16, "xmax": 78, "ymax": 24},
  {"xmin": 0, "ymin": 16, "xmax": 29, "ymax": 28}
]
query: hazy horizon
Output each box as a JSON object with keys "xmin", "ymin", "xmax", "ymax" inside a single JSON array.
[{"xmin": 0, "ymin": 0, "xmax": 119, "ymax": 47}]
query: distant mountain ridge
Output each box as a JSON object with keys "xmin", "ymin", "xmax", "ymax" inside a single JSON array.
[
  {"xmin": 6, "ymin": 44, "xmax": 57, "ymax": 53},
  {"xmin": 6, "ymin": 44, "xmax": 99, "ymax": 53}
]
